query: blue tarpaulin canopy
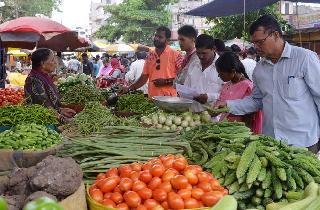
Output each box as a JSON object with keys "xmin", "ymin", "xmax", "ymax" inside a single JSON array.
[{"xmin": 186, "ymin": 0, "xmax": 320, "ymax": 17}]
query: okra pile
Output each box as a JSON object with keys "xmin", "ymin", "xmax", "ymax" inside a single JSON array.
[{"xmin": 0, "ymin": 124, "xmax": 61, "ymax": 150}]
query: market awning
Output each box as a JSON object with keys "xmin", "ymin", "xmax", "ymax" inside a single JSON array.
[{"xmin": 186, "ymin": 0, "xmax": 320, "ymax": 17}]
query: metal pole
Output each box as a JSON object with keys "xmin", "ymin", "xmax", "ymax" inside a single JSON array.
[{"xmin": 243, "ymin": 0, "xmax": 246, "ymax": 49}]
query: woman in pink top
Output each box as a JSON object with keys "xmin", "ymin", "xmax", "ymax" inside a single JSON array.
[{"xmin": 214, "ymin": 52, "xmax": 262, "ymax": 134}]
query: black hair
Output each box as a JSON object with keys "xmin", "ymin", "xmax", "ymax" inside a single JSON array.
[
  {"xmin": 249, "ymin": 14, "xmax": 283, "ymax": 37},
  {"xmin": 195, "ymin": 34, "xmax": 215, "ymax": 49},
  {"xmin": 82, "ymin": 53, "xmax": 88, "ymax": 57},
  {"xmin": 215, "ymin": 52, "xmax": 250, "ymax": 80},
  {"xmin": 247, "ymin": 47, "xmax": 256, "ymax": 56},
  {"xmin": 214, "ymin": 39, "xmax": 225, "ymax": 52},
  {"xmin": 31, "ymin": 48, "xmax": 52, "ymax": 69},
  {"xmin": 231, "ymin": 44, "xmax": 241, "ymax": 53},
  {"xmin": 224, "ymin": 46, "xmax": 232, "ymax": 52},
  {"xmin": 178, "ymin": 25, "xmax": 198, "ymax": 39},
  {"xmin": 96, "ymin": 54, "xmax": 100, "ymax": 59},
  {"xmin": 136, "ymin": 51, "xmax": 147, "ymax": 60},
  {"xmin": 56, "ymin": 52, "xmax": 62, "ymax": 57},
  {"xmin": 156, "ymin": 26, "xmax": 171, "ymax": 39}
]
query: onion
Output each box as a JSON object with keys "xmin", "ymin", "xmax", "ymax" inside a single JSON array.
[
  {"xmin": 171, "ymin": 124, "xmax": 177, "ymax": 131},
  {"xmin": 165, "ymin": 119, "xmax": 173, "ymax": 126},
  {"xmin": 173, "ymin": 117, "xmax": 182, "ymax": 125},
  {"xmin": 163, "ymin": 126, "xmax": 170, "ymax": 131},
  {"xmin": 156, "ymin": 124, "xmax": 163, "ymax": 129},
  {"xmin": 158, "ymin": 115, "xmax": 166, "ymax": 124},
  {"xmin": 181, "ymin": 121, "xmax": 189, "ymax": 128}
]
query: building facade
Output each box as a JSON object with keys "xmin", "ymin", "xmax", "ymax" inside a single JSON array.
[
  {"xmin": 89, "ymin": 0, "xmax": 123, "ymax": 34},
  {"xmin": 169, "ymin": 0, "xmax": 212, "ymax": 40}
]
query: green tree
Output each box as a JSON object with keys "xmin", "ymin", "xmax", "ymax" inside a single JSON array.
[
  {"xmin": 95, "ymin": 0, "xmax": 176, "ymax": 45},
  {"xmin": 205, "ymin": 4, "xmax": 290, "ymax": 41},
  {"xmin": 1, "ymin": 0, "xmax": 61, "ymax": 22}
]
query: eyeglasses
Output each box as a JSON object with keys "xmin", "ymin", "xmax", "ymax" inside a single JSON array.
[
  {"xmin": 156, "ymin": 59, "xmax": 160, "ymax": 70},
  {"xmin": 252, "ymin": 31, "xmax": 274, "ymax": 46}
]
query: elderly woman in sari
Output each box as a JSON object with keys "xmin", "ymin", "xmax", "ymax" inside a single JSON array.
[{"xmin": 24, "ymin": 48, "xmax": 76, "ymax": 122}]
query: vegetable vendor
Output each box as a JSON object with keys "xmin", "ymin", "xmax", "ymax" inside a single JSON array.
[
  {"xmin": 120, "ymin": 26, "xmax": 183, "ymax": 97},
  {"xmin": 24, "ymin": 48, "xmax": 76, "ymax": 123},
  {"xmin": 215, "ymin": 15, "xmax": 320, "ymax": 153}
]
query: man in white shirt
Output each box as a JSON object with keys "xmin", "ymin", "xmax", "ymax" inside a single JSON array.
[
  {"xmin": 125, "ymin": 51, "xmax": 148, "ymax": 95},
  {"xmin": 68, "ymin": 56, "xmax": 81, "ymax": 73},
  {"xmin": 185, "ymin": 34, "xmax": 223, "ymax": 109},
  {"xmin": 241, "ymin": 47, "xmax": 257, "ymax": 80}
]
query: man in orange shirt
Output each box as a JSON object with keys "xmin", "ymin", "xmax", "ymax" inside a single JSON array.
[{"xmin": 120, "ymin": 26, "xmax": 182, "ymax": 97}]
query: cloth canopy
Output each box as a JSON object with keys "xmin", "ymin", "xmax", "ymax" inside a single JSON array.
[{"xmin": 186, "ymin": 0, "xmax": 320, "ymax": 17}]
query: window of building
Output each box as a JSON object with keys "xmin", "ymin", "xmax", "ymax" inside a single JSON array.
[{"xmin": 285, "ymin": 3, "xmax": 290, "ymax": 15}]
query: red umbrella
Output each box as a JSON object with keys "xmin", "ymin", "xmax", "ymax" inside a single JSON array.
[{"xmin": 0, "ymin": 17, "xmax": 88, "ymax": 51}]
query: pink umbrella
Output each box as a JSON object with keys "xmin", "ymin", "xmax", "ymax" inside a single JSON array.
[{"xmin": 0, "ymin": 17, "xmax": 88, "ymax": 51}]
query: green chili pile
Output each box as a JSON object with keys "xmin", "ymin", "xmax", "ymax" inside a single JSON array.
[
  {"xmin": 115, "ymin": 91, "xmax": 158, "ymax": 114},
  {"xmin": 0, "ymin": 123, "xmax": 62, "ymax": 150},
  {"xmin": 0, "ymin": 104, "xmax": 58, "ymax": 126}
]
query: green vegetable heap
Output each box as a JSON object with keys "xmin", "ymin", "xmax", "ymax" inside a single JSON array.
[
  {"xmin": 58, "ymin": 73, "xmax": 95, "ymax": 94},
  {"xmin": 67, "ymin": 102, "xmax": 139, "ymax": 135},
  {"xmin": 60, "ymin": 83, "xmax": 103, "ymax": 105},
  {"xmin": 24, "ymin": 197, "xmax": 63, "ymax": 210},
  {"xmin": 183, "ymin": 122, "xmax": 320, "ymax": 209},
  {"xmin": 0, "ymin": 124, "xmax": 61, "ymax": 150},
  {"xmin": 0, "ymin": 105, "xmax": 58, "ymax": 126},
  {"xmin": 115, "ymin": 91, "xmax": 158, "ymax": 114}
]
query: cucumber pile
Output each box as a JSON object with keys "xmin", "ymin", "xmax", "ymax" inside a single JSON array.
[{"xmin": 182, "ymin": 122, "xmax": 320, "ymax": 209}]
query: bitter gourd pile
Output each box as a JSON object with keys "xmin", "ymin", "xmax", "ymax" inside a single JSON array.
[{"xmin": 182, "ymin": 122, "xmax": 320, "ymax": 210}]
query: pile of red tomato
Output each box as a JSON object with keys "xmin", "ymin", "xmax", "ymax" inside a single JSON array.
[
  {"xmin": 0, "ymin": 88, "xmax": 24, "ymax": 107},
  {"xmin": 89, "ymin": 154, "xmax": 228, "ymax": 210}
]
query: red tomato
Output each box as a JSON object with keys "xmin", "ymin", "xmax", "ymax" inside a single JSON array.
[
  {"xmin": 197, "ymin": 182, "xmax": 212, "ymax": 192},
  {"xmin": 162, "ymin": 169, "xmax": 178, "ymax": 182},
  {"xmin": 184, "ymin": 198, "xmax": 200, "ymax": 209},
  {"xmin": 142, "ymin": 162, "xmax": 152, "ymax": 171},
  {"xmin": 139, "ymin": 171, "xmax": 152, "ymax": 183},
  {"xmin": 162, "ymin": 158, "xmax": 175, "ymax": 169},
  {"xmin": 150, "ymin": 164, "xmax": 165, "ymax": 177},
  {"xmin": 177, "ymin": 189, "xmax": 191, "ymax": 200},
  {"xmin": 152, "ymin": 189, "xmax": 167, "ymax": 202},
  {"xmin": 103, "ymin": 192, "xmax": 112, "ymax": 199},
  {"xmin": 114, "ymin": 185, "xmax": 121, "ymax": 193},
  {"xmin": 89, "ymin": 185, "xmax": 97, "ymax": 195},
  {"xmin": 106, "ymin": 168, "xmax": 119, "ymax": 177},
  {"xmin": 201, "ymin": 191, "xmax": 224, "ymax": 207},
  {"xmin": 153, "ymin": 205, "xmax": 164, "ymax": 210},
  {"xmin": 171, "ymin": 175, "xmax": 189, "ymax": 190},
  {"xmin": 123, "ymin": 191, "xmax": 141, "ymax": 208},
  {"xmin": 136, "ymin": 205, "xmax": 148, "ymax": 210},
  {"xmin": 97, "ymin": 173, "xmax": 107, "ymax": 180},
  {"xmin": 159, "ymin": 155, "xmax": 167, "ymax": 162},
  {"xmin": 100, "ymin": 177, "xmax": 119, "ymax": 193},
  {"xmin": 119, "ymin": 178, "xmax": 133, "ymax": 192},
  {"xmin": 183, "ymin": 170, "xmax": 199, "ymax": 185},
  {"xmin": 90, "ymin": 189, "xmax": 103, "ymax": 202},
  {"xmin": 172, "ymin": 157, "xmax": 187, "ymax": 171},
  {"xmin": 197, "ymin": 172, "xmax": 212, "ymax": 183},
  {"xmin": 191, "ymin": 188, "xmax": 204, "ymax": 200},
  {"xmin": 131, "ymin": 162, "xmax": 142, "ymax": 172},
  {"xmin": 210, "ymin": 179, "xmax": 223, "ymax": 191},
  {"xmin": 158, "ymin": 181, "xmax": 172, "ymax": 193},
  {"xmin": 117, "ymin": 203, "xmax": 129, "ymax": 210},
  {"xmin": 101, "ymin": 199, "xmax": 116, "ymax": 208},
  {"xmin": 161, "ymin": 201, "xmax": 169, "ymax": 210},
  {"xmin": 148, "ymin": 177, "xmax": 162, "ymax": 190},
  {"xmin": 144, "ymin": 199, "xmax": 159, "ymax": 210},
  {"xmin": 137, "ymin": 188, "xmax": 153, "ymax": 200},
  {"xmin": 185, "ymin": 165, "xmax": 203, "ymax": 175},
  {"xmin": 130, "ymin": 171, "xmax": 140, "ymax": 181},
  {"xmin": 132, "ymin": 180, "xmax": 147, "ymax": 192},
  {"xmin": 111, "ymin": 192, "xmax": 123, "ymax": 204},
  {"xmin": 119, "ymin": 165, "xmax": 133, "ymax": 178},
  {"xmin": 167, "ymin": 192, "xmax": 184, "ymax": 210}
]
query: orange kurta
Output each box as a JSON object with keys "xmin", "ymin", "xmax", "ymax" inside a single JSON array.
[{"xmin": 143, "ymin": 46, "xmax": 182, "ymax": 97}]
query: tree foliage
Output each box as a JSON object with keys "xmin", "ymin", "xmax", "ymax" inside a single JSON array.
[
  {"xmin": 205, "ymin": 4, "xmax": 291, "ymax": 41},
  {"xmin": 1, "ymin": 0, "xmax": 61, "ymax": 22},
  {"xmin": 95, "ymin": 0, "xmax": 176, "ymax": 45}
]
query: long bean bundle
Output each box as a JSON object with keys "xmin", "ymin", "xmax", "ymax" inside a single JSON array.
[{"xmin": 58, "ymin": 126, "xmax": 192, "ymax": 183}]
